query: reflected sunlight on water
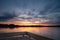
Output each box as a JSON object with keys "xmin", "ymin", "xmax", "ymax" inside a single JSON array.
[
  {"xmin": 0, "ymin": 27, "xmax": 48, "ymax": 34},
  {"xmin": 0, "ymin": 27, "xmax": 60, "ymax": 40}
]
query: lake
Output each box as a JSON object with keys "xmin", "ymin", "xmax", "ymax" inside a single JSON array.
[{"xmin": 0, "ymin": 27, "xmax": 60, "ymax": 40}]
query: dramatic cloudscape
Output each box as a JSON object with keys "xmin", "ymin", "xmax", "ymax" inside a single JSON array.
[{"xmin": 0, "ymin": 0, "xmax": 60, "ymax": 24}]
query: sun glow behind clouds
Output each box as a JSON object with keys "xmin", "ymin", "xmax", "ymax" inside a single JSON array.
[
  {"xmin": 17, "ymin": 21, "xmax": 40, "ymax": 26},
  {"xmin": 0, "ymin": 19, "xmax": 50, "ymax": 26}
]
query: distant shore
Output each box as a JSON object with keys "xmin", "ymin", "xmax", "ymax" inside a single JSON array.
[{"xmin": 0, "ymin": 24, "xmax": 60, "ymax": 28}]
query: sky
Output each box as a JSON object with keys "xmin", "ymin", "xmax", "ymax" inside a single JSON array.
[{"xmin": 0, "ymin": 0, "xmax": 60, "ymax": 25}]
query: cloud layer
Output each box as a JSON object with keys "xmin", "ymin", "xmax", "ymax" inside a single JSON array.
[{"xmin": 0, "ymin": 0, "xmax": 60, "ymax": 24}]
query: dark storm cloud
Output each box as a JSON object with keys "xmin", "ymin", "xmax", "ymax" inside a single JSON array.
[
  {"xmin": 37, "ymin": 0, "xmax": 60, "ymax": 24},
  {"xmin": 54, "ymin": 14, "xmax": 60, "ymax": 24},
  {"xmin": 50, "ymin": 3, "xmax": 60, "ymax": 13},
  {"xmin": 39, "ymin": 0, "xmax": 56, "ymax": 15},
  {"xmin": 39, "ymin": 0, "xmax": 60, "ymax": 13},
  {"xmin": 0, "ymin": 12, "xmax": 17, "ymax": 21},
  {"xmin": 0, "ymin": 0, "xmax": 60, "ymax": 24}
]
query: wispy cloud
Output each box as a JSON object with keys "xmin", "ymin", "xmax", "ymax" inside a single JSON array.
[
  {"xmin": 0, "ymin": 0, "xmax": 60, "ymax": 24},
  {"xmin": 0, "ymin": 12, "xmax": 17, "ymax": 21}
]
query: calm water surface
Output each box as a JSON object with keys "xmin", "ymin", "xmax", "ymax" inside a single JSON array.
[{"xmin": 0, "ymin": 27, "xmax": 60, "ymax": 40}]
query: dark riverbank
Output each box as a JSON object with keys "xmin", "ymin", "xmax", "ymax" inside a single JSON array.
[
  {"xmin": 0, "ymin": 32, "xmax": 53, "ymax": 40},
  {"xmin": 0, "ymin": 24, "xmax": 60, "ymax": 28}
]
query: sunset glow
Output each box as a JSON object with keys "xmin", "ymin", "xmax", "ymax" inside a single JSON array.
[
  {"xmin": 20, "ymin": 27, "xmax": 38, "ymax": 31},
  {"xmin": 18, "ymin": 21, "xmax": 40, "ymax": 26},
  {"xmin": 0, "ymin": 27, "xmax": 48, "ymax": 34}
]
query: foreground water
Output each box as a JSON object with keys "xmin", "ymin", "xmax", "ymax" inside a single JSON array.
[{"xmin": 0, "ymin": 27, "xmax": 60, "ymax": 40}]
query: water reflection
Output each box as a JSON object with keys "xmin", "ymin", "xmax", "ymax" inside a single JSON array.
[
  {"xmin": 0, "ymin": 27, "xmax": 60, "ymax": 40},
  {"xmin": 0, "ymin": 27, "xmax": 48, "ymax": 34}
]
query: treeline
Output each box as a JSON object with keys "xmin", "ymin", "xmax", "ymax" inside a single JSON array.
[
  {"xmin": 0, "ymin": 24, "xmax": 19, "ymax": 28},
  {"xmin": 0, "ymin": 24, "xmax": 60, "ymax": 28}
]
